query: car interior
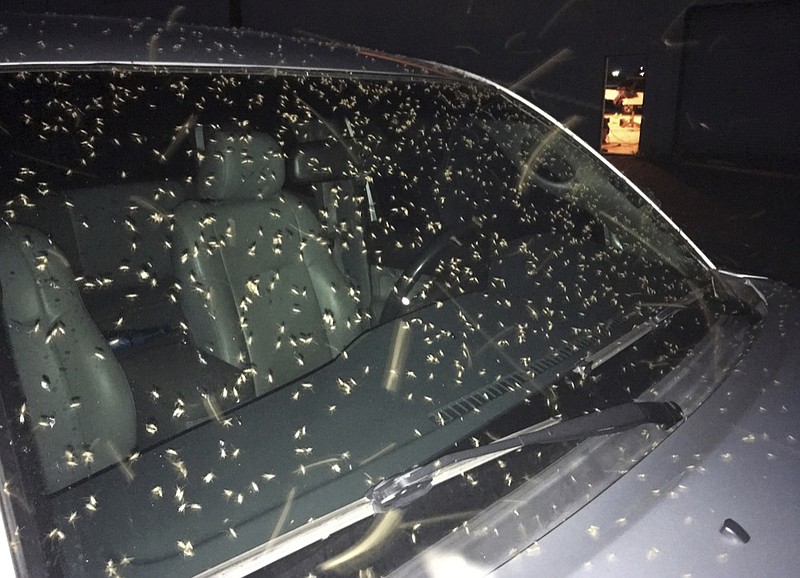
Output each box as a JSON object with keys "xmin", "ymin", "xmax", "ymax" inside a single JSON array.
[
  {"xmin": 0, "ymin": 70, "xmax": 652, "ymax": 502},
  {"xmin": 1, "ymin": 119, "xmax": 385, "ymax": 489}
]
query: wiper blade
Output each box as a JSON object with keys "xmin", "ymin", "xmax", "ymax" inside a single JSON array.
[
  {"xmin": 202, "ymin": 402, "xmax": 683, "ymax": 576},
  {"xmin": 575, "ymin": 303, "xmax": 681, "ymax": 379},
  {"xmin": 367, "ymin": 401, "xmax": 683, "ymax": 513}
]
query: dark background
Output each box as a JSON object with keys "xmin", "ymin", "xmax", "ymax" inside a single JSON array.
[{"xmin": 5, "ymin": 0, "xmax": 800, "ymax": 286}]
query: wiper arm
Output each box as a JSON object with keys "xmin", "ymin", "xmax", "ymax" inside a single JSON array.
[
  {"xmin": 366, "ymin": 401, "xmax": 683, "ymax": 513},
  {"xmin": 202, "ymin": 401, "xmax": 683, "ymax": 575}
]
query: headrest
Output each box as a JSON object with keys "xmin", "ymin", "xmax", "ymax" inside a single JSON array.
[{"xmin": 198, "ymin": 131, "xmax": 285, "ymax": 201}]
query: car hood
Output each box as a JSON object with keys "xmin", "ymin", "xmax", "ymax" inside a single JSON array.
[
  {"xmin": 533, "ymin": 283, "xmax": 800, "ymax": 577},
  {"xmin": 398, "ymin": 279, "xmax": 800, "ymax": 578}
]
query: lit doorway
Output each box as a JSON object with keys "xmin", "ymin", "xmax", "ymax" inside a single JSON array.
[{"xmin": 601, "ymin": 56, "xmax": 646, "ymax": 155}]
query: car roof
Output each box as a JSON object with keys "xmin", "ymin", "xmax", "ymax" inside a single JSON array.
[{"xmin": 0, "ymin": 11, "xmax": 461, "ymax": 79}]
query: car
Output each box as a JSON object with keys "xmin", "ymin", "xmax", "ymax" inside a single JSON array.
[{"xmin": 0, "ymin": 11, "xmax": 798, "ymax": 578}]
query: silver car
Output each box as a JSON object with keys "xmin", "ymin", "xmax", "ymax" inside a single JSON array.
[{"xmin": 0, "ymin": 11, "xmax": 797, "ymax": 578}]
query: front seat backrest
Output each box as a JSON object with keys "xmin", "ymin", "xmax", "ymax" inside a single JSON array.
[
  {"xmin": 0, "ymin": 224, "xmax": 136, "ymax": 493},
  {"xmin": 172, "ymin": 131, "xmax": 364, "ymax": 395},
  {"xmin": 288, "ymin": 127, "xmax": 374, "ymax": 319}
]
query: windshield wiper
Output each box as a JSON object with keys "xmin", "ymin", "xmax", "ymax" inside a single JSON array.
[{"xmin": 367, "ymin": 400, "xmax": 683, "ymax": 513}]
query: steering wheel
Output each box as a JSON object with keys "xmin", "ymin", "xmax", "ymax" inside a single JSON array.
[{"xmin": 379, "ymin": 220, "xmax": 482, "ymax": 324}]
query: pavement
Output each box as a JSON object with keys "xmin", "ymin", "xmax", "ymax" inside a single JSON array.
[{"xmin": 605, "ymin": 155, "xmax": 800, "ymax": 289}]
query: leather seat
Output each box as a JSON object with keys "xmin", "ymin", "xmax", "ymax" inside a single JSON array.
[
  {"xmin": 172, "ymin": 131, "xmax": 364, "ymax": 395},
  {"xmin": 0, "ymin": 224, "xmax": 136, "ymax": 493},
  {"xmin": 288, "ymin": 122, "xmax": 374, "ymax": 318}
]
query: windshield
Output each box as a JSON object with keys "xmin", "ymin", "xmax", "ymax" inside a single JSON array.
[{"xmin": 0, "ymin": 68, "xmax": 715, "ymax": 577}]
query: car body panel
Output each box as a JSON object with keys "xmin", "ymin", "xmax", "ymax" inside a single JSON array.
[{"xmin": 508, "ymin": 284, "xmax": 800, "ymax": 577}]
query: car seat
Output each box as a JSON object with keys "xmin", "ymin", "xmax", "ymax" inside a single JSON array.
[
  {"xmin": 0, "ymin": 224, "xmax": 136, "ymax": 493},
  {"xmin": 172, "ymin": 130, "xmax": 364, "ymax": 395}
]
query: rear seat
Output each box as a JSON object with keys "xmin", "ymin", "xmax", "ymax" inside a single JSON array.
[
  {"xmin": 11, "ymin": 180, "xmax": 187, "ymax": 332},
  {"xmin": 63, "ymin": 181, "xmax": 188, "ymax": 331}
]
